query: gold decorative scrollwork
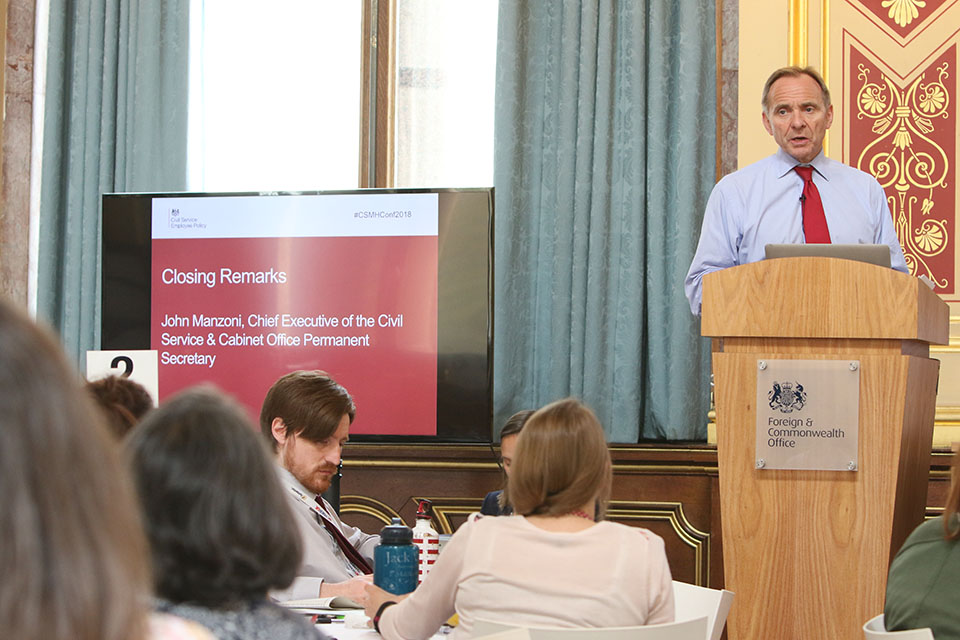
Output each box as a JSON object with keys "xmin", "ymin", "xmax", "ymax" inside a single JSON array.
[
  {"xmin": 855, "ymin": 63, "xmax": 951, "ymax": 288},
  {"xmin": 881, "ymin": 0, "xmax": 927, "ymax": 28},
  {"xmin": 606, "ymin": 500, "xmax": 711, "ymax": 585},
  {"xmin": 340, "ymin": 494, "xmax": 402, "ymax": 526}
]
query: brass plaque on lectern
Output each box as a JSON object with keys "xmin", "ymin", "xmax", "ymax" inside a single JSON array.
[{"xmin": 754, "ymin": 359, "xmax": 860, "ymax": 471}]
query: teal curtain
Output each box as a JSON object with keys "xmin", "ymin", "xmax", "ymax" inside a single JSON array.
[
  {"xmin": 39, "ymin": 0, "xmax": 189, "ymax": 365},
  {"xmin": 493, "ymin": 1, "xmax": 715, "ymax": 441}
]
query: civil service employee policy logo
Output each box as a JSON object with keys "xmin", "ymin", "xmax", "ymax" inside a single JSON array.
[
  {"xmin": 768, "ymin": 381, "xmax": 807, "ymax": 413},
  {"xmin": 166, "ymin": 206, "xmax": 206, "ymax": 231}
]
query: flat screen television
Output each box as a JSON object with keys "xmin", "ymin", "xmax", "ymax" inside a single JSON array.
[{"xmin": 101, "ymin": 188, "xmax": 493, "ymax": 442}]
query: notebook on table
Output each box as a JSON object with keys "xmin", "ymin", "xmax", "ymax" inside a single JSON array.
[{"xmin": 278, "ymin": 595, "xmax": 364, "ymax": 611}]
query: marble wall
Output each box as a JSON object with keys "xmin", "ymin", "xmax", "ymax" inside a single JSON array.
[
  {"xmin": 0, "ymin": 0, "xmax": 34, "ymax": 306},
  {"xmin": 718, "ymin": 0, "xmax": 739, "ymax": 179}
]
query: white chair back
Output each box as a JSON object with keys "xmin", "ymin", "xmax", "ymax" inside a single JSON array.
[
  {"xmin": 472, "ymin": 616, "xmax": 708, "ymax": 640},
  {"xmin": 863, "ymin": 614, "xmax": 935, "ymax": 639},
  {"xmin": 671, "ymin": 580, "xmax": 735, "ymax": 640}
]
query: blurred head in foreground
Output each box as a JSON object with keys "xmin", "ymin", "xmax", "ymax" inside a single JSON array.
[
  {"xmin": 128, "ymin": 387, "xmax": 303, "ymax": 607},
  {"xmin": 86, "ymin": 374, "xmax": 154, "ymax": 438},
  {"xmin": 944, "ymin": 448, "xmax": 960, "ymax": 540},
  {"xmin": 0, "ymin": 298, "xmax": 151, "ymax": 640}
]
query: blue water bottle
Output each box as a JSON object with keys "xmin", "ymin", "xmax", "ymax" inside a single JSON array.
[{"xmin": 374, "ymin": 517, "xmax": 418, "ymax": 595}]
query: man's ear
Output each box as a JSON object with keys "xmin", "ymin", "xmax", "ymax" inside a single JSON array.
[
  {"xmin": 271, "ymin": 417, "xmax": 289, "ymax": 446},
  {"xmin": 761, "ymin": 110, "xmax": 773, "ymax": 136}
]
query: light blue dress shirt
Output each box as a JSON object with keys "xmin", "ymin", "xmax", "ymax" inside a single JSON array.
[{"xmin": 684, "ymin": 148, "xmax": 908, "ymax": 315}]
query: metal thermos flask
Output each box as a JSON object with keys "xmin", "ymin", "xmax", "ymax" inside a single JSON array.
[{"xmin": 374, "ymin": 517, "xmax": 418, "ymax": 595}]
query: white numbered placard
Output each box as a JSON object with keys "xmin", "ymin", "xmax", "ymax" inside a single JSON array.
[{"xmin": 85, "ymin": 350, "xmax": 159, "ymax": 407}]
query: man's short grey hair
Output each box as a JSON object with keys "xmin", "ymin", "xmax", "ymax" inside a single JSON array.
[{"xmin": 761, "ymin": 66, "xmax": 831, "ymax": 112}]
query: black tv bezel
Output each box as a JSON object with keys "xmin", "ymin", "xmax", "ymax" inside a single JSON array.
[{"xmin": 100, "ymin": 187, "xmax": 494, "ymax": 443}]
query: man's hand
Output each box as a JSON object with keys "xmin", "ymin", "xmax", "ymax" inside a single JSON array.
[{"xmin": 319, "ymin": 574, "xmax": 373, "ymax": 604}]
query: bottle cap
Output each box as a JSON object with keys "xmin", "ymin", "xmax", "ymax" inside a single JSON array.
[
  {"xmin": 380, "ymin": 517, "xmax": 413, "ymax": 544},
  {"xmin": 416, "ymin": 499, "xmax": 433, "ymax": 518}
]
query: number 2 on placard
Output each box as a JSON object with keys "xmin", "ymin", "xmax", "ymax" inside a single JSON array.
[{"xmin": 110, "ymin": 355, "xmax": 134, "ymax": 377}]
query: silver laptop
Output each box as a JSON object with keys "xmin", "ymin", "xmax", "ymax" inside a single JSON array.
[{"xmin": 764, "ymin": 243, "xmax": 891, "ymax": 268}]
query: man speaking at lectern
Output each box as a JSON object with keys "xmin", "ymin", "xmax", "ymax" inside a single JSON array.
[{"xmin": 684, "ymin": 66, "xmax": 908, "ymax": 315}]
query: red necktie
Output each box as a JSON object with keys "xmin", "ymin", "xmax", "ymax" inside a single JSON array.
[
  {"xmin": 794, "ymin": 166, "xmax": 831, "ymax": 244},
  {"xmin": 315, "ymin": 497, "xmax": 373, "ymax": 575}
]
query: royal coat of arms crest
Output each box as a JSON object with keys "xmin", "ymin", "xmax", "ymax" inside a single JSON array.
[{"xmin": 768, "ymin": 381, "xmax": 807, "ymax": 413}]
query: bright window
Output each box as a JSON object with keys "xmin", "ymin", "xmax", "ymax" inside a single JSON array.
[
  {"xmin": 187, "ymin": 0, "xmax": 363, "ymax": 191},
  {"xmin": 394, "ymin": 0, "xmax": 498, "ymax": 188},
  {"xmin": 187, "ymin": 1, "xmax": 497, "ymax": 192}
]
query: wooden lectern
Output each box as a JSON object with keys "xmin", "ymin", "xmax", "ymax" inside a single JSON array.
[{"xmin": 702, "ymin": 257, "xmax": 948, "ymax": 640}]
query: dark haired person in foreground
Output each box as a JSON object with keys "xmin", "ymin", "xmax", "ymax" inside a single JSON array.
[
  {"xmin": 365, "ymin": 398, "xmax": 674, "ymax": 638},
  {"xmin": 480, "ymin": 409, "xmax": 534, "ymax": 516},
  {"xmin": 261, "ymin": 370, "xmax": 379, "ymax": 602},
  {"xmin": 127, "ymin": 387, "xmax": 324, "ymax": 640},
  {"xmin": 0, "ymin": 298, "xmax": 212, "ymax": 640},
  {"xmin": 684, "ymin": 65, "xmax": 907, "ymax": 315},
  {"xmin": 883, "ymin": 447, "xmax": 960, "ymax": 637},
  {"xmin": 86, "ymin": 373, "xmax": 154, "ymax": 438}
]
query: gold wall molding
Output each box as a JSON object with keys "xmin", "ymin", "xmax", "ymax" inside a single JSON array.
[
  {"xmin": 340, "ymin": 494, "xmax": 401, "ymax": 526},
  {"xmin": 345, "ymin": 459, "xmax": 499, "ymax": 470},
  {"xmin": 340, "ymin": 493, "xmax": 714, "ymax": 584},
  {"xmin": 608, "ymin": 446, "xmax": 717, "ymax": 455},
  {"xmin": 789, "ymin": 0, "xmax": 809, "ymax": 65},
  {"xmin": 931, "ymin": 425, "xmax": 960, "ymax": 447},
  {"xmin": 934, "ymin": 407, "xmax": 960, "ymax": 420},
  {"xmin": 345, "ymin": 457, "xmax": 718, "ymax": 476},
  {"xmin": 612, "ymin": 464, "xmax": 718, "ymax": 474},
  {"xmin": 607, "ymin": 500, "xmax": 711, "ymax": 586},
  {"xmin": 411, "ymin": 496, "xmax": 485, "ymax": 534}
]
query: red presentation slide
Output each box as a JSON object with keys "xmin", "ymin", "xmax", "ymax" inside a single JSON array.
[{"xmin": 150, "ymin": 233, "xmax": 439, "ymax": 435}]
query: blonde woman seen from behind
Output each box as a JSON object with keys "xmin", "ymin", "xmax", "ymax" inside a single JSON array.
[{"xmin": 365, "ymin": 398, "xmax": 675, "ymax": 638}]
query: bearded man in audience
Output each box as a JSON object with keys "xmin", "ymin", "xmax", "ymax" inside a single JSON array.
[{"xmin": 261, "ymin": 370, "xmax": 379, "ymax": 602}]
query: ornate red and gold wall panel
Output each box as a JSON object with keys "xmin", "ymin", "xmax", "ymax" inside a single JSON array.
[{"xmin": 739, "ymin": 0, "xmax": 960, "ymax": 444}]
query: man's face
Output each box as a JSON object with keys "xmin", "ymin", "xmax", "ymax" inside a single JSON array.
[
  {"xmin": 500, "ymin": 433, "xmax": 519, "ymax": 477},
  {"xmin": 761, "ymin": 74, "xmax": 834, "ymax": 164},
  {"xmin": 275, "ymin": 413, "xmax": 350, "ymax": 495}
]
